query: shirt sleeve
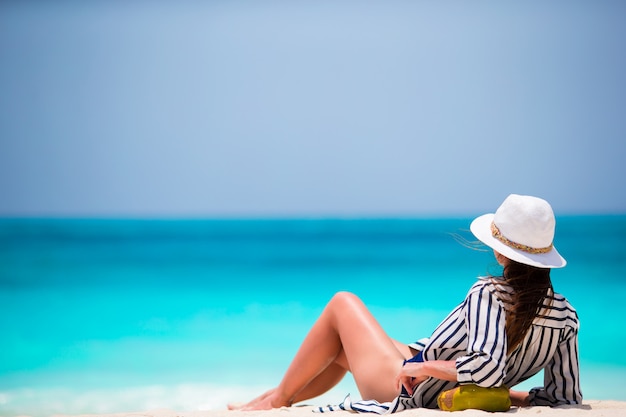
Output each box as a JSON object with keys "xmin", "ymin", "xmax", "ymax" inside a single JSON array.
[
  {"xmin": 408, "ymin": 337, "xmax": 429, "ymax": 352},
  {"xmin": 528, "ymin": 324, "xmax": 582, "ymax": 406},
  {"xmin": 455, "ymin": 284, "xmax": 508, "ymax": 387}
]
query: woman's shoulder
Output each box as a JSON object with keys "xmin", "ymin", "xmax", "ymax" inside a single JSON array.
[
  {"xmin": 462, "ymin": 277, "xmax": 514, "ymax": 308},
  {"xmin": 467, "ymin": 276, "xmax": 509, "ymax": 292},
  {"xmin": 546, "ymin": 289, "xmax": 579, "ymax": 316},
  {"xmin": 534, "ymin": 289, "xmax": 579, "ymax": 330},
  {"xmin": 549, "ymin": 290, "xmax": 576, "ymax": 307}
]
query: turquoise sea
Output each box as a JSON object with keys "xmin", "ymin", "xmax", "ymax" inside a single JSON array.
[{"xmin": 1, "ymin": 217, "xmax": 625, "ymax": 416}]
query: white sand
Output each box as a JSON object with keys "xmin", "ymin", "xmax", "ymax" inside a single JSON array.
[{"xmin": 52, "ymin": 400, "xmax": 626, "ymax": 417}]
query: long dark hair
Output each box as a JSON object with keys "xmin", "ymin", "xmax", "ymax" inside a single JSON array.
[{"xmin": 499, "ymin": 260, "xmax": 553, "ymax": 354}]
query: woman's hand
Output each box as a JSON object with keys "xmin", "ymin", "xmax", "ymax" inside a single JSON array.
[
  {"xmin": 396, "ymin": 362, "xmax": 430, "ymax": 396},
  {"xmin": 396, "ymin": 360, "xmax": 459, "ymax": 396},
  {"xmin": 509, "ymin": 389, "xmax": 530, "ymax": 407}
]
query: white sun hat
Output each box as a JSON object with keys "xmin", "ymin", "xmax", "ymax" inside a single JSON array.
[{"xmin": 470, "ymin": 194, "xmax": 566, "ymax": 269}]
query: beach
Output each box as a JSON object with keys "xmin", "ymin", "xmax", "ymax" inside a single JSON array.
[{"xmin": 53, "ymin": 401, "xmax": 626, "ymax": 417}]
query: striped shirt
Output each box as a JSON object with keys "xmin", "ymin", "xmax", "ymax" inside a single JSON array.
[{"xmin": 315, "ymin": 277, "xmax": 582, "ymax": 413}]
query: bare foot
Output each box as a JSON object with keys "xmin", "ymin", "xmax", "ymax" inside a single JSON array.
[
  {"xmin": 227, "ymin": 402, "xmax": 245, "ymax": 411},
  {"xmin": 228, "ymin": 389, "xmax": 270, "ymax": 410},
  {"xmin": 242, "ymin": 390, "xmax": 291, "ymax": 410},
  {"xmin": 228, "ymin": 388, "xmax": 292, "ymax": 411}
]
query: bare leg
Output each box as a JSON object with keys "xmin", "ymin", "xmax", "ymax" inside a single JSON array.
[
  {"xmin": 228, "ymin": 354, "xmax": 348, "ymax": 410},
  {"xmin": 293, "ymin": 338, "xmax": 412, "ymax": 404},
  {"xmin": 292, "ymin": 361, "xmax": 348, "ymax": 403},
  {"xmin": 235, "ymin": 292, "xmax": 412, "ymax": 410}
]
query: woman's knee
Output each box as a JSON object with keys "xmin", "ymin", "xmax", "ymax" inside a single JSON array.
[
  {"xmin": 329, "ymin": 291, "xmax": 362, "ymax": 308},
  {"xmin": 326, "ymin": 291, "xmax": 368, "ymax": 319}
]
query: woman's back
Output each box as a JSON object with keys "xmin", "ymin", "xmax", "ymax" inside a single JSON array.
[{"xmin": 505, "ymin": 288, "xmax": 580, "ymax": 406}]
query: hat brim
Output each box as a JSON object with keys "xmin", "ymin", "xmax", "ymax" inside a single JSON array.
[{"xmin": 470, "ymin": 213, "xmax": 567, "ymax": 269}]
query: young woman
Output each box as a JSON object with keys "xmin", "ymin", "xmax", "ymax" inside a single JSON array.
[{"xmin": 229, "ymin": 194, "xmax": 582, "ymax": 412}]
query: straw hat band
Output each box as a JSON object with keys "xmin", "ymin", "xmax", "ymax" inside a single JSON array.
[{"xmin": 490, "ymin": 221, "xmax": 553, "ymax": 255}]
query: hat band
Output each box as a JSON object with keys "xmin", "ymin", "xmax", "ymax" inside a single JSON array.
[{"xmin": 490, "ymin": 222, "xmax": 553, "ymax": 254}]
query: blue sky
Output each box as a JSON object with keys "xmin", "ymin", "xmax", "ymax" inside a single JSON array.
[{"xmin": 1, "ymin": 1, "xmax": 625, "ymax": 217}]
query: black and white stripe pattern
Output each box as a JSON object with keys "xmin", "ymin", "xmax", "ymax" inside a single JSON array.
[{"xmin": 314, "ymin": 278, "xmax": 581, "ymax": 413}]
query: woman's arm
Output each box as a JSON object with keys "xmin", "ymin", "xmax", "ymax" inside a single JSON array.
[
  {"xmin": 397, "ymin": 284, "xmax": 511, "ymax": 397},
  {"xmin": 396, "ymin": 360, "xmax": 457, "ymax": 395},
  {"xmin": 456, "ymin": 285, "xmax": 508, "ymax": 387},
  {"xmin": 399, "ymin": 362, "xmax": 533, "ymax": 406},
  {"xmin": 527, "ymin": 324, "xmax": 582, "ymax": 406}
]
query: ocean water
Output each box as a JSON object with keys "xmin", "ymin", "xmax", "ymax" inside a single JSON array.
[{"xmin": 0, "ymin": 217, "xmax": 625, "ymax": 416}]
